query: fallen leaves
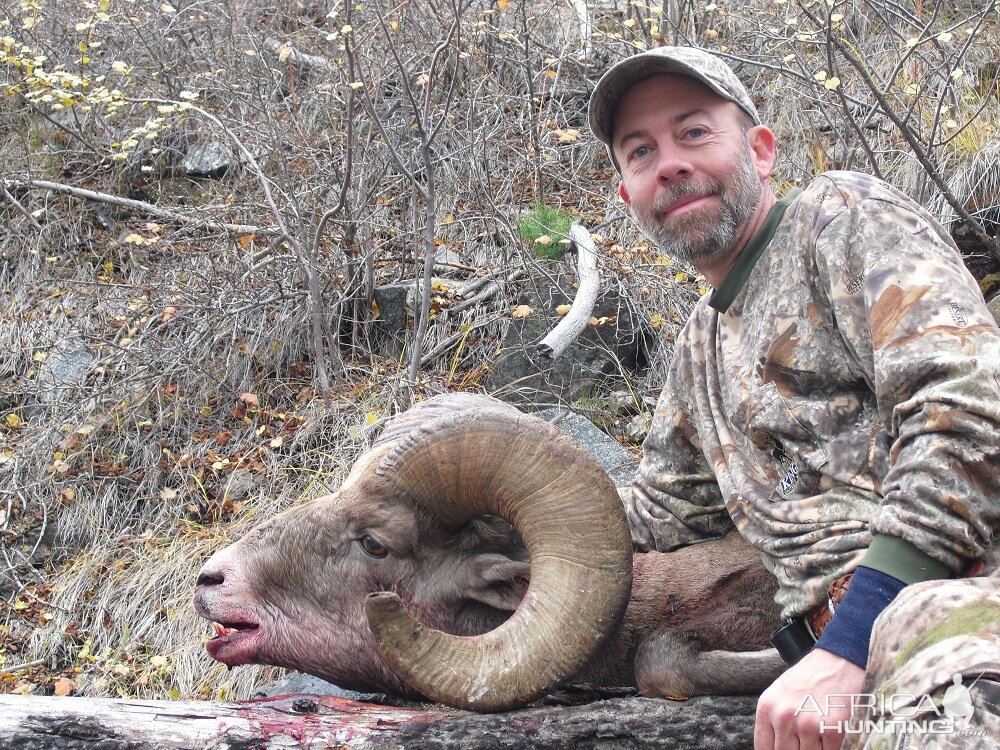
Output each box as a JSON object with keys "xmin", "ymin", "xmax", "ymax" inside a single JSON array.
[
  {"xmin": 511, "ymin": 304, "xmax": 533, "ymax": 319},
  {"xmin": 239, "ymin": 393, "xmax": 260, "ymax": 408}
]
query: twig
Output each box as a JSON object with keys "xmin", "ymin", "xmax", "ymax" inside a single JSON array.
[
  {"xmin": 5, "ymin": 179, "xmax": 277, "ymax": 235},
  {"xmin": 0, "ymin": 659, "xmax": 46, "ymax": 674},
  {"xmin": 450, "ymin": 270, "xmax": 527, "ymax": 314},
  {"xmin": 536, "ymin": 223, "xmax": 601, "ymax": 361},
  {"xmin": 419, "ymin": 313, "xmax": 504, "ymax": 366},
  {"xmin": 795, "ymin": 0, "xmax": 1000, "ymax": 261},
  {"xmin": 2, "ymin": 188, "xmax": 42, "ymax": 229}
]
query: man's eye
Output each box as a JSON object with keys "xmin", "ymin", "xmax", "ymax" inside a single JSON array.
[
  {"xmin": 685, "ymin": 127, "xmax": 706, "ymax": 139},
  {"xmin": 630, "ymin": 145, "xmax": 651, "ymax": 160},
  {"xmin": 359, "ymin": 534, "xmax": 389, "ymax": 558}
]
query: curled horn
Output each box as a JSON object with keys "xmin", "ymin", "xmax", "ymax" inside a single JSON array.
[{"xmin": 360, "ymin": 406, "xmax": 632, "ymax": 711}]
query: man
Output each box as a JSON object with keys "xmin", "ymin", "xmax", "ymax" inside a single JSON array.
[{"xmin": 587, "ymin": 46, "xmax": 1000, "ymax": 749}]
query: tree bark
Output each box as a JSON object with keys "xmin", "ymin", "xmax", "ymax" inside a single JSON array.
[{"xmin": 0, "ymin": 693, "xmax": 757, "ymax": 749}]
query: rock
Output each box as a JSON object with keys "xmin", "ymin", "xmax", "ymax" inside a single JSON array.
[
  {"xmin": 623, "ymin": 411, "xmax": 652, "ymax": 445},
  {"xmin": 371, "ymin": 281, "xmax": 413, "ymax": 359},
  {"xmin": 253, "ymin": 672, "xmax": 411, "ymax": 707},
  {"xmin": 537, "ymin": 407, "xmax": 638, "ymax": 487},
  {"xmin": 989, "ymin": 294, "xmax": 1000, "ymax": 326},
  {"xmin": 370, "ymin": 277, "xmax": 479, "ymax": 359},
  {"xmin": 486, "ymin": 274, "xmax": 652, "ymax": 409},
  {"xmin": 181, "ymin": 142, "xmax": 236, "ymax": 178},
  {"xmin": 35, "ymin": 334, "xmax": 96, "ymax": 406}
]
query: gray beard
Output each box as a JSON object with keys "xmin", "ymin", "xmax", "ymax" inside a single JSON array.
[{"xmin": 632, "ymin": 146, "xmax": 763, "ymax": 266}]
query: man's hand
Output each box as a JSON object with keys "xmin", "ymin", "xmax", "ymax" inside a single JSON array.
[{"xmin": 754, "ymin": 648, "xmax": 865, "ymax": 750}]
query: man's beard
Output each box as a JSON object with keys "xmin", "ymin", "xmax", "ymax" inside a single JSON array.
[{"xmin": 631, "ymin": 144, "xmax": 762, "ymax": 266}]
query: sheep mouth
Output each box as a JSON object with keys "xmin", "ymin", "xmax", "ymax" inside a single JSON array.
[{"xmin": 206, "ymin": 620, "xmax": 261, "ymax": 663}]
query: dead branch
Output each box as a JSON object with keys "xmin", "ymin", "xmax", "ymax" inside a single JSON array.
[
  {"xmin": 5, "ymin": 179, "xmax": 278, "ymax": 235},
  {"xmin": 536, "ymin": 223, "xmax": 601, "ymax": 360},
  {"xmin": 450, "ymin": 270, "xmax": 528, "ymax": 314}
]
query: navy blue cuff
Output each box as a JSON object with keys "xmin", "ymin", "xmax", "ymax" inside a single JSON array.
[{"xmin": 814, "ymin": 566, "xmax": 907, "ymax": 669}]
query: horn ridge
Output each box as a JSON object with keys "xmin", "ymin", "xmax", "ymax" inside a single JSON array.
[{"xmin": 364, "ymin": 405, "xmax": 632, "ymax": 711}]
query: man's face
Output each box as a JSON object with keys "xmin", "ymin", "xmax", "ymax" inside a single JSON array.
[{"xmin": 612, "ymin": 74, "xmax": 767, "ymax": 266}]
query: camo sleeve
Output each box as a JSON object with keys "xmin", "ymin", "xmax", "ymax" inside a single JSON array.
[
  {"xmin": 812, "ymin": 173, "xmax": 1000, "ymax": 575},
  {"xmin": 624, "ymin": 315, "xmax": 734, "ymax": 552}
]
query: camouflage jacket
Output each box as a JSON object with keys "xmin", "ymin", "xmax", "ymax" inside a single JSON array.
[{"xmin": 625, "ymin": 171, "xmax": 1000, "ymax": 618}]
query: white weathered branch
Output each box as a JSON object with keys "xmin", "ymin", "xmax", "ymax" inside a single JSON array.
[
  {"xmin": 6, "ymin": 179, "xmax": 278, "ymax": 235},
  {"xmin": 535, "ymin": 223, "xmax": 601, "ymax": 360}
]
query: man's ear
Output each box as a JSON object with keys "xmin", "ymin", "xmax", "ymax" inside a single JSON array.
[
  {"xmin": 455, "ymin": 552, "xmax": 530, "ymax": 612},
  {"xmin": 747, "ymin": 125, "xmax": 777, "ymax": 180},
  {"xmin": 618, "ymin": 181, "xmax": 631, "ymax": 206}
]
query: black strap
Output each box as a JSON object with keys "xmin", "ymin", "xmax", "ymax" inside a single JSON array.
[{"xmin": 771, "ymin": 618, "xmax": 816, "ymax": 665}]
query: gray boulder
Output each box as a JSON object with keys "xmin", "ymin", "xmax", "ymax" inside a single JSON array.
[{"xmin": 486, "ymin": 276, "xmax": 652, "ymax": 409}]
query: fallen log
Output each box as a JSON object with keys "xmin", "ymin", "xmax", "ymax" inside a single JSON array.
[{"xmin": 0, "ymin": 692, "xmax": 758, "ymax": 749}]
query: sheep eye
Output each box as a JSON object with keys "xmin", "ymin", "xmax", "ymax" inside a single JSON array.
[{"xmin": 359, "ymin": 534, "xmax": 389, "ymax": 558}]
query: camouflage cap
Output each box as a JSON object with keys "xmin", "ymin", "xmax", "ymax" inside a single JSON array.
[{"xmin": 588, "ymin": 46, "xmax": 761, "ymax": 151}]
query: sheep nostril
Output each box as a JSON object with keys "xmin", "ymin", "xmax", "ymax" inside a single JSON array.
[{"xmin": 196, "ymin": 571, "xmax": 224, "ymax": 587}]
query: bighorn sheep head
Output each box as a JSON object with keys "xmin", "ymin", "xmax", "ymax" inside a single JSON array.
[{"xmin": 195, "ymin": 395, "xmax": 633, "ymax": 711}]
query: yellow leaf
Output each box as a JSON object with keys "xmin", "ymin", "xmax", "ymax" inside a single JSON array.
[
  {"xmin": 123, "ymin": 233, "xmax": 145, "ymax": 245},
  {"xmin": 415, "ymin": 73, "xmax": 429, "ymax": 86},
  {"xmin": 555, "ymin": 304, "xmax": 572, "ymax": 316},
  {"xmin": 824, "ymin": 76, "xmax": 840, "ymax": 90},
  {"xmin": 269, "ymin": 435, "xmax": 284, "ymax": 448},
  {"xmin": 276, "ymin": 44, "xmax": 293, "ymax": 63},
  {"xmin": 650, "ymin": 313, "xmax": 666, "ymax": 331},
  {"xmin": 237, "ymin": 233, "xmax": 256, "ymax": 248},
  {"xmin": 370, "ymin": 298, "xmax": 380, "ymax": 318},
  {"xmin": 364, "ymin": 412, "xmax": 379, "ymax": 426},
  {"xmin": 32, "ymin": 351, "xmax": 47, "ymax": 362},
  {"xmin": 240, "ymin": 392, "xmax": 260, "ymax": 408},
  {"xmin": 13, "ymin": 600, "xmax": 28, "ymax": 611},
  {"xmin": 150, "ymin": 655, "xmax": 168, "ymax": 668},
  {"xmin": 534, "ymin": 234, "xmax": 552, "ymax": 245},
  {"xmin": 159, "ymin": 487, "xmax": 178, "ymax": 500},
  {"xmin": 512, "ymin": 304, "xmax": 534, "ymax": 319},
  {"xmin": 53, "ymin": 677, "xmax": 76, "ymax": 696},
  {"xmin": 497, "ymin": 0, "xmax": 509, "ymax": 8},
  {"xmin": 6, "ymin": 413, "xmax": 23, "ymax": 429}
]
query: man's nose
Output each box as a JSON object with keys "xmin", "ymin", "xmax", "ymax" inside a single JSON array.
[{"xmin": 655, "ymin": 143, "xmax": 692, "ymax": 182}]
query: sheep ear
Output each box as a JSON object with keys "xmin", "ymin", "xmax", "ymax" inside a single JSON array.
[{"xmin": 458, "ymin": 553, "xmax": 530, "ymax": 612}]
